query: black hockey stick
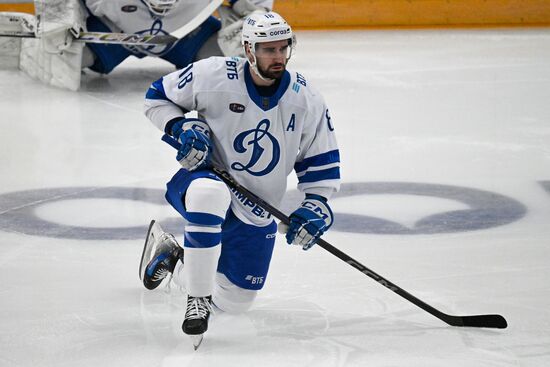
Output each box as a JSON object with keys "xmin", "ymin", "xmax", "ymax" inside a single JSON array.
[{"xmin": 162, "ymin": 134, "xmax": 507, "ymax": 329}]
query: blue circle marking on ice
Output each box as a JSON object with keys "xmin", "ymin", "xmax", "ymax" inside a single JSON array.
[
  {"xmin": 0, "ymin": 183, "xmax": 527, "ymax": 240},
  {"xmin": 0, "ymin": 187, "xmax": 184, "ymax": 240}
]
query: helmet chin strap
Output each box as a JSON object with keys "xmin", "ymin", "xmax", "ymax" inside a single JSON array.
[{"xmin": 249, "ymin": 53, "xmax": 276, "ymax": 83}]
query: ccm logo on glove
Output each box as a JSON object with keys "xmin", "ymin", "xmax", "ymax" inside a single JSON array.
[{"xmin": 279, "ymin": 194, "xmax": 334, "ymax": 251}]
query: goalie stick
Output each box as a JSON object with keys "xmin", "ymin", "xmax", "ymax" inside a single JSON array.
[
  {"xmin": 75, "ymin": 31, "xmax": 176, "ymax": 45},
  {"xmin": 171, "ymin": 0, "xmax": 223, "ymax": 39},
  {"xmin": 0, "ymin": 29, "xmax": 177, "ymax": 45},
  {"xmin": 0, "ymin": 14, "xmax": 177, "ymax": 45},
  {"xmin": 161, "ymin": 133, "xmax": 508, "ymax": 329}
]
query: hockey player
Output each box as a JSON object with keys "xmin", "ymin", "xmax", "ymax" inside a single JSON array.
[
  {"xmin": 82, "ymin": 0, "xmax": 273, "ymax": 74},
  {"xmin": 140, "ymin": 11, "xmax": 340, "ymax": 348}
]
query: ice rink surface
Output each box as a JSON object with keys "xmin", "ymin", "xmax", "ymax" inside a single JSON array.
[{"xmin": 1, "ymin": 28, "xmax": 550, "ymax": 366}]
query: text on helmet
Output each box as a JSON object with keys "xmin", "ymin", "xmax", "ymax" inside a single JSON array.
[{"xmin": 269, "ymin": 29, "xmax": 290, "ymax": 36}]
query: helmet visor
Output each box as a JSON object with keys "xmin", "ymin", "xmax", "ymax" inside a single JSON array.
[{"xmin": 254, "ymin": 38, "xmax": 294, "ymax": 60}]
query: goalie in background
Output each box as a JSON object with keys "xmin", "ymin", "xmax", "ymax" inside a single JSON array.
[
  {"xmin": 10, "ymin": 0, "xmax": 272, "ymax": 90},
  {"xmin": 82, "ymin": 0, "xmax": 273, "ymax": 75}
]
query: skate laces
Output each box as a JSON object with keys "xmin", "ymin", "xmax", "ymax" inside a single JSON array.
[
  {"xmin": 152, "ymin": 267, "xmax": 170, "ymax": 281},
  {"xmin": 186, "ymin": 297, "xmax": 213, "ymax": 320},
  {"xmin": 148, "ymin": 233, "xmax": 180, "ymax": 283}
]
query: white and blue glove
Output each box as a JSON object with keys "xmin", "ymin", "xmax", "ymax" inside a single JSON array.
[
  {"xmin": 279, "ymin": 194, "xmax": 334, "ymax": 250},
  {"xmin": 169, "ymin": 118, "xmax": 212, "ymax": 171}
]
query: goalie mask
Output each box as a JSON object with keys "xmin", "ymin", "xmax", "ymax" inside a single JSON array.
[
  {"xmin": 241, "ymin": 11, "xmax": 296, "ymax": 81},
  {"xmin": 143, "ymin": 0, "xmax": 180, "ymax": 16}
]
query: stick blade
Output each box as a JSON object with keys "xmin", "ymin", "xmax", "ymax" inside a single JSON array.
[{"xmin": 454, "ymin": 314, "xmax": 508, "ymax": 329}]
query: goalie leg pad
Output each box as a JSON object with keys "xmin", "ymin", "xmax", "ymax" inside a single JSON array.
[{"xmin": 16, "ymin": 0, "xmax": 86, "ymax": 90}]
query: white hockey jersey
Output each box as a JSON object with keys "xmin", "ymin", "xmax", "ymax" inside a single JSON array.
[{"xmin": 144, "ymin": 57, "xmax": 340, "ymax": 225}]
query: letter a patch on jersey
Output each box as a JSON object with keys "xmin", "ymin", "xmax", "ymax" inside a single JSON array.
[{"xmin": 286, "ymin": 114, "xmax": 296, "ymax": 131}]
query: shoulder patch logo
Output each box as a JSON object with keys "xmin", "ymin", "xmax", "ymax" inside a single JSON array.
[
  {"xmin": 296, "ymin": 72, "xmax": 307, "ymax": 86},
  {"xmin": 121, "ymin": 5, "xmax": 137, "ymax": 12},
  {"xmin": 229, "ymin": 103, "xmax": 246, "ymax": 113}
]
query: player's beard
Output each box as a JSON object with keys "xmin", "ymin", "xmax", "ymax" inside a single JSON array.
[{"xmin": 258, "ymin": 61, "xmax": 286, "ymax": 80}]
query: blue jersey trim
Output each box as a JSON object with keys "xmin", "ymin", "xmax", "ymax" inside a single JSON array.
[
  {"xmin": 298, "ymin": 167, "xmax": 341, "ymax": 184},
  {"xmin": 145, "ymin": 77, "xmax": 169, "ymax": 100},
  {"xmin": 295, "ymin": 150, "xmax": 341, "ymax": 174},
  {"xmin": 146, "ymin": 78, "xmax": 190, "ymax": 120},
  {"xmin": 244, "ymin": 62, "xmax": 291, "ymax": 111},
  {"xmin": 305, "ymin": 193, "xmax": 328, "ymax": 203}
]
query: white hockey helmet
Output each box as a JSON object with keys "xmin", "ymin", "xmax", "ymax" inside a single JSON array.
[
  {"xmin": 241, "ymin": 11, "xmax": 295, "ymax": 56},
  {"xmin": 143, "ymin": 0, "xmax": 180, "ymax": 16}
]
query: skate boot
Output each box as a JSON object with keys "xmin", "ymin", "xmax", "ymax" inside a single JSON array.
[
  {"xmin": 182, "ymin": 295, "xmax": 213, "ymax": 350},
  {"xmin": 139, "ymin": 220, "xmax": 183, "ymax": 290}
]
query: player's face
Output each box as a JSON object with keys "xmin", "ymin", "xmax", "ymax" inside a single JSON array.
[{"xmin": 254, "ymin": 40, "xmax": 291, "ymax": 79}]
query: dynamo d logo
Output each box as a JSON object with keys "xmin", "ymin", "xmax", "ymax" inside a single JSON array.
[
  {"xmin": 231, "ymin": 119, "xmax": 280, "ymax": 176},
  {"xmin": 126, "ymin": 20, "xmax": 175, "ymax": 56}
]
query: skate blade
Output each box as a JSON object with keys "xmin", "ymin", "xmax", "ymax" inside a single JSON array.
[
  {"xmin": 139, "ymin": 220, "xmax": 156, "ymax": 281},
  {"xmin": 139, "ymin": 220, "xmax": 162, "ymax": 281},
  {"xmin": 190, "ymin": 335, "xmax": 204, "ymax": 350}
]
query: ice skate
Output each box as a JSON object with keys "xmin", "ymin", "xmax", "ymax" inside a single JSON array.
[
  {"xmin": 182, "ymin": 295, "xmax": 213, "ymax": 350},
  {"xmin": 139, "ymin": 220, "xmax": 183, "ymax": 290}
]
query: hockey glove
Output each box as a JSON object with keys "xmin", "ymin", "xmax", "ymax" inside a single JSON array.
[
  {"xmin": 280, "ymin": 194, "xmax": 334, "ymax": 250},
  {"xmin": 170, "ymin": 118, "xmax": 212, "ymax": 171},
  {"xmin": 232, "ymin": 0, "xmax": 269, "ymax": 17},
  {"xmin": 217, "ymin": 0, "xmax": 268, "ymax": 57}
]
